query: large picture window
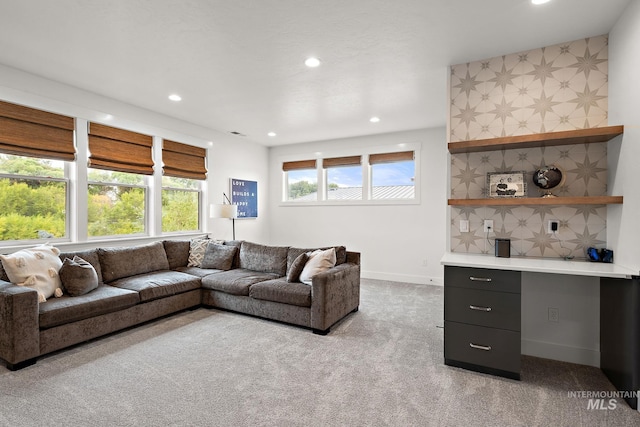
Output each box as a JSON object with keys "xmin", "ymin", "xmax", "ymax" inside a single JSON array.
[{"xmin": 0, "ymin": 155, "xmax": 67, "ymax": 241}]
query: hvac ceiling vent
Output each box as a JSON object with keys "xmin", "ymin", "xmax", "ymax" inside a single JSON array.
[{"xmin": 229, "ymin": 131, "xmax": 246, "ymax": 137}]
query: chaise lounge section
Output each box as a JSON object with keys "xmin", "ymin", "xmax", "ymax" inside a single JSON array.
[{"xmin": 0, "ymin": 239, "xmax": 360, "ymax": 370}]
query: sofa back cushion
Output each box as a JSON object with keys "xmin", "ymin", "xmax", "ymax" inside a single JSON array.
[
  {"xmin": 163, "ymin": 240, "xmax": 190, "ymax": 269},
  {"xmin": 99, "ymin": 241, "xmax": 170, "ymax": 283},
  {"xmin": 239, "ymin": 241, "xmax": 288, "ymax": 276}
]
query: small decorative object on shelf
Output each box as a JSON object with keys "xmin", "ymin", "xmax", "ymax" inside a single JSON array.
[
  {"xmin": 533, "ymin": 165, "xmax": 564, "ymax": 198},
  {"xmin": 487, "ymin": 171, "xmax": 526, "ymax": 198}
]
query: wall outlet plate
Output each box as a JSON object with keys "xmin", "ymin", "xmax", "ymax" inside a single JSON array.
[
  {"xmin": 548, "ymin": 220, "xmax": 559, "ymax": 234},
  {"xmin": 483, "ymin": 219, "xmax": 493, "ymax": 232},
  {"xmin": 459, "ymin": 219, "xmax": 469, "ymax": 233}
]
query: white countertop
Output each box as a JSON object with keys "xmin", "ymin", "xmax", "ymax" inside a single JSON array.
[{"xmin": 441, "ymin": 252, "xmax": 639, "ymax": 279}]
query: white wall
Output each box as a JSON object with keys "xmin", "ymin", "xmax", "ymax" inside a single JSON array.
[
  {"xmin": 607, "ymin": 0, "xmax": 640, "ymax": 275},
  {"xmin": 0, "ymin": 64, "xmax": 270, "ymax": 249},
  {"xmin": 268, "ymin": 127, "xmax": 448, "ymax": 285}
]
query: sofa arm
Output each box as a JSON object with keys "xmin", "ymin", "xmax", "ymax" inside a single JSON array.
[
  {"xmin": 310, "ymin": 262, "xmax": 360, "ymax": 333},
  {"xmin": 0, "ymin": 282, "xmax": 40, "ymax": 368}
]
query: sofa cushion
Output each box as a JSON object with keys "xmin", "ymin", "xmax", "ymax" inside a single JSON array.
[
  {"xmin": 201, "ymin": 242, "xmax": 237, "ymax": 270},
  {"xmin": 0, "ymin": 244, "xmax": 63, "ymax": 302},
  {"xmin": 249, "ymin": 279, "xmax": 312, "ymax": 307},
  {"xmin": 201, "ymin": 268, "xmax": 279, "ymax": 296},
  {"xmin": 99, "ymin": 242, "xmax": 170, "ymax": 283},
  {"xmin": 287, "ymin": 246, "xmax": 346, "ymax": 272},
  {"xmin": 59, "ymin": 249, "xmax": 103, "ymax": 284},
  {"xmin": 59, "ymin": 256, "xmax": 99, "ymax": 297},
  {"xmin": 39, "ymin": 284, "xmax": 140, "ymax": 329},
  {"xmin": 163, "ymin": 240, "xmax": 190, "ymax": 269},
  {"xmin": 109, "ymin": 270, "xmax": 201, "ymax": 303},
  {"xmin": 223, "ymin": 240, "xmax": 243, "ymax": 268},
  {"xmin": 175, "ymin": 266, "xmax": 225, "ymax": 277},
  {"xmin": 287, "ymin": 252, "xmax": 309, "ymax": 283},
  {"xmin": 239, "ymin": 241, "xmax": 288, "ymax": 276},
  {"xmin": 299, "ymin": 248, "xmax": 337, "ymax": 285}
]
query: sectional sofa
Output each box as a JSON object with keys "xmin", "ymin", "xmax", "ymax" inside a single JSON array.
[{"xmin": 0, "ymin": 239, "xmax": 360, "ymax": 370}]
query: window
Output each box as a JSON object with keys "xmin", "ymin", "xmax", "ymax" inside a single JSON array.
[
  {"xmin": 0, "ymin": 100, "xmax": 75, "ymax": 242},
  {"xmin": 283, "ymin": 160, "xmax": 317, "ymax": 201},
  {"xmin": 323, "ymin": 156, "xmax": 362, "ymax": 200},
  {"xmin": 162, "ymin": 177, "xmax": 200, "ymax": 233},
  {"xmin": 161, "ymin": 139, "xmax": 206, "ymax": 233},
  {"xmin": 0, "ymin": 155, "xmax": 67, "ymax": 241},
  {"xmin": 369, "ymin": 151, "xmax": 415, "ymax": 199},
  {"xmin": 87, "ymin": 123, "xmax": 152, "ymax": 238},
  {"xmin": 87, "ymin": 169, "xmax": 146, "ymax": 237}
]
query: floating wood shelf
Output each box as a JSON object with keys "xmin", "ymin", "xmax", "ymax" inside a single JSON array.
[
  {"xmin": 448, "ymin": 125, "xmax": 624, "ymax": 154},
  {"xmin": 448, "ymin": 196, "xmax": 623, "ymax": 206}
]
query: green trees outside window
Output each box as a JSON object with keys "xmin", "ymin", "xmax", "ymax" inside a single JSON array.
[
  {"xmin": 0, "ymin": 155, "xmax": 66, "ymax": 241},
  {"xmin": 162, "ymin": 176, "xmax": 200, "ymax": 233}
]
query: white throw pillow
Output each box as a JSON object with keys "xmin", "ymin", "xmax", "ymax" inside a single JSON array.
[
  {"xmin": 299, "ymin": 248, "xmax": 337, "ymax": 285},
  {"xmin": 0, "ymin": 244, "xmax": 64, "ymax": 302},
  {"xmin": 187, "ymin": 238, "xmax": 210, "ymax": 267}
]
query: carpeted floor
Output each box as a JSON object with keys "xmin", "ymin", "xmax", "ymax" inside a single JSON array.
[{"xmin": 1, "ymin": 279, "xmax": 638, "ymax": 426}]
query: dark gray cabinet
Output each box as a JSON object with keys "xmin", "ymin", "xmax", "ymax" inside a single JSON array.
[{"xmin": 444, "ymin": 266, "xmax": 522, "ymax": 380}]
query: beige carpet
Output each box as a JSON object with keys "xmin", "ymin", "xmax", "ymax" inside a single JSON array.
[{"xmin": 1, "ymin": 279, "xmax": 638, "ymax": 426}]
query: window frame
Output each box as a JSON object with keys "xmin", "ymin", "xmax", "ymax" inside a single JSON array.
[{"xmin": 280, "ymin": 144, "xmax": 420, "ymax": 206}]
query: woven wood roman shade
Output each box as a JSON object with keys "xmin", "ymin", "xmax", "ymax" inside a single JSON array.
[
  {"xmin": 162, "ymin": 139, "xmax": 207, "ymax": 180},
  {"xmin": 0, "ymin": 100, "xmax": 75, "ymax": 161},
  {"xmin": 282, "ymin": 159, "xmax": 317, "ymax": 171},
  {"xmin": 369, "ymin": 151, "xmax": 414, "ymax": 164},
  {"xmin": 88, "ymin": 123, "xmax": 154, "ymax": 175},
  {"xmin": 322, "ymin": 155, "xmax": 361, "ymax": 168}
]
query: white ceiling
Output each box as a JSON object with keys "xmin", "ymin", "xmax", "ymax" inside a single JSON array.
[{"xmin": 0, "ymin": 0, "xmax": 632, "ymax": 146}]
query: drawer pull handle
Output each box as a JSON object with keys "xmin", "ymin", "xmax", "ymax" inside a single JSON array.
[
  {"xmin": 469, "ymin": 343, "xmax": 492, "ymax": 351},
  {"xmin": 469, "ymin": 276, "xmax": 492, "ymax": 282},
  {"xmin": 469, "ymin": 305, "xmax": 492, "ymax": 312}
]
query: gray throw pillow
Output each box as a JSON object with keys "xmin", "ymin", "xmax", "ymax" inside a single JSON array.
[
  {"xmin": 287, "ymin": 252, "xmax": 309, "ymax": 283},
  {"xmin": 59, "ymin": 256, "xmax": 99, "ymax": 296},
  {"xmin": 201, "ymin": 243, "xmax": 238, "ymax": 270}
]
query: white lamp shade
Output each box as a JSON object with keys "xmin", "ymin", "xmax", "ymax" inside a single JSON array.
[{"xmin": 210, "ymin": 204, "xmax": 238, "ymax": 219}]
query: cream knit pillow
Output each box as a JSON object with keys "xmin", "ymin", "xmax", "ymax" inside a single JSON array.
[{"xmin": 0, "ymin": 244, "xmax": 64, "ymax": 302}]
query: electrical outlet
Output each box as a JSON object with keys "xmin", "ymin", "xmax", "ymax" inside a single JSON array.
[
  {"xmin": 421, "ymin": 259, "xmax": 428, "ymax": 266},
  {"xmin": 547, "ymin": 220, "xmax": 559, "ymax": 234},
  {"xmin": 483, "ymin": 219, "xmax": 494, "ymax": 232},
  {"xmin": 459, "ymin": 219, "xmax": 469, "ymax": 233},
  {"xmin": 548, "ymin": 307, "xmax": 559, "ymax": 322}
]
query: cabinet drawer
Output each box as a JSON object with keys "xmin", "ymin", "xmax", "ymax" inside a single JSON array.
[
  {"xmin": 445, "ymin": 287, "xmax": 520, "ymax": 331},
  {"xmin": 444, "ymin": 321, "xmax": 521, "ymax": 375},
  {"xmin": 445, "ymin": 266, "xmax": 521, "ymax": 293}
]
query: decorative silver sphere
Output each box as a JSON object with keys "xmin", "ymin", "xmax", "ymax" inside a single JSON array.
[{"xmin": 532, "ymin": 165, "xmax": 564, "ymax": 197}]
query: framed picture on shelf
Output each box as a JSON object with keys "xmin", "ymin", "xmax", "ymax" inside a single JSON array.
[
  {"xmin": 487, "ymin": 171, "xmax": 526, "ymax": 198},
  {"xmin": 230, "ymin": 178, "xmax": 258, "ymax": 218}
]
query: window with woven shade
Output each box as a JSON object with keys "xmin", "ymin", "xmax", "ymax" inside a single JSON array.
[
  {"xmin": 282, "ymin": 159, "xmax": 318, "ymax": 201},
  {"xmin": 87, "ymin": 123, "xmax": 152, "ymax": 237},
  {"xmin": 161, "ymin": 139, "xmax": 205, "ymax": 233},
  {"xmin": 0, "ymin": 100, "xmax": 74, "ymax": 242},
  {"xmin": 369, "ymin": 150, "xmax": 415, "ymax": 200},
  {"xmin": 323, "ymin": 155, "xmax": 362, "ymax": 200}
]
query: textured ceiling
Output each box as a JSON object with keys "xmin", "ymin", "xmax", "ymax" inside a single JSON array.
[{"xmin": 0, "ymin": 0, "xmax": 632, "ymax": 146}]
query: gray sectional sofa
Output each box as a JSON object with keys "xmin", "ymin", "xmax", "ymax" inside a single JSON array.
[{"xmin": 0, "ymin": 240, "xmax": 360, "ymax": 370}]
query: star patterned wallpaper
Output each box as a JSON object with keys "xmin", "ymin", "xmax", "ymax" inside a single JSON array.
[{"xmin": 448, "ymin": 35, "xmax": 610, "ymax": 259}]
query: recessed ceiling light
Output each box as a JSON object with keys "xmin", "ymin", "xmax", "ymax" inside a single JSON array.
[
  {"xmin": 531, "ymin": 0, "xmax": 551, "ymax": 4},
  {"xmin": 370, "ymin": 116, "xmax": 380, "ymax": 123},
  {"xmin": 305, "ymin": 57, "xmax": 321, "ymax": 68},
  {"xmin": 168, "ymin": 94, "xmax": 182, "ymax": 102},
  {"xmin": 267, "ymin": 132, "xmax": 277, "ymax": 137}
]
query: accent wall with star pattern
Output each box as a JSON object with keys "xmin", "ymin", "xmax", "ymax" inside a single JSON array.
[{"xmin": 448, "ymin": 35, "xmax": 609, "ymax": 259}]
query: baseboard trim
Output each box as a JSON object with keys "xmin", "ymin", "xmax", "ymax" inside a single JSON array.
[
  {"xmin": 521, "ymin": 339, "xmax": 600, "ymax": 367},
  {"xmin": 361, "ymin": 270, "xmax": 442, "ymax": 286}
]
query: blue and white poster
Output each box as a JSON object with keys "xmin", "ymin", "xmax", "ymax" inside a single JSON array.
[{"xmin": 230, "ymin": 178, "xmax": 258, "ymax": 218}]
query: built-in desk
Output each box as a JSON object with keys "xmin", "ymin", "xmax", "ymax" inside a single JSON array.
[{"xmin": 441, "ymin": 253, "xmax": 640, "ymax": 409}]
